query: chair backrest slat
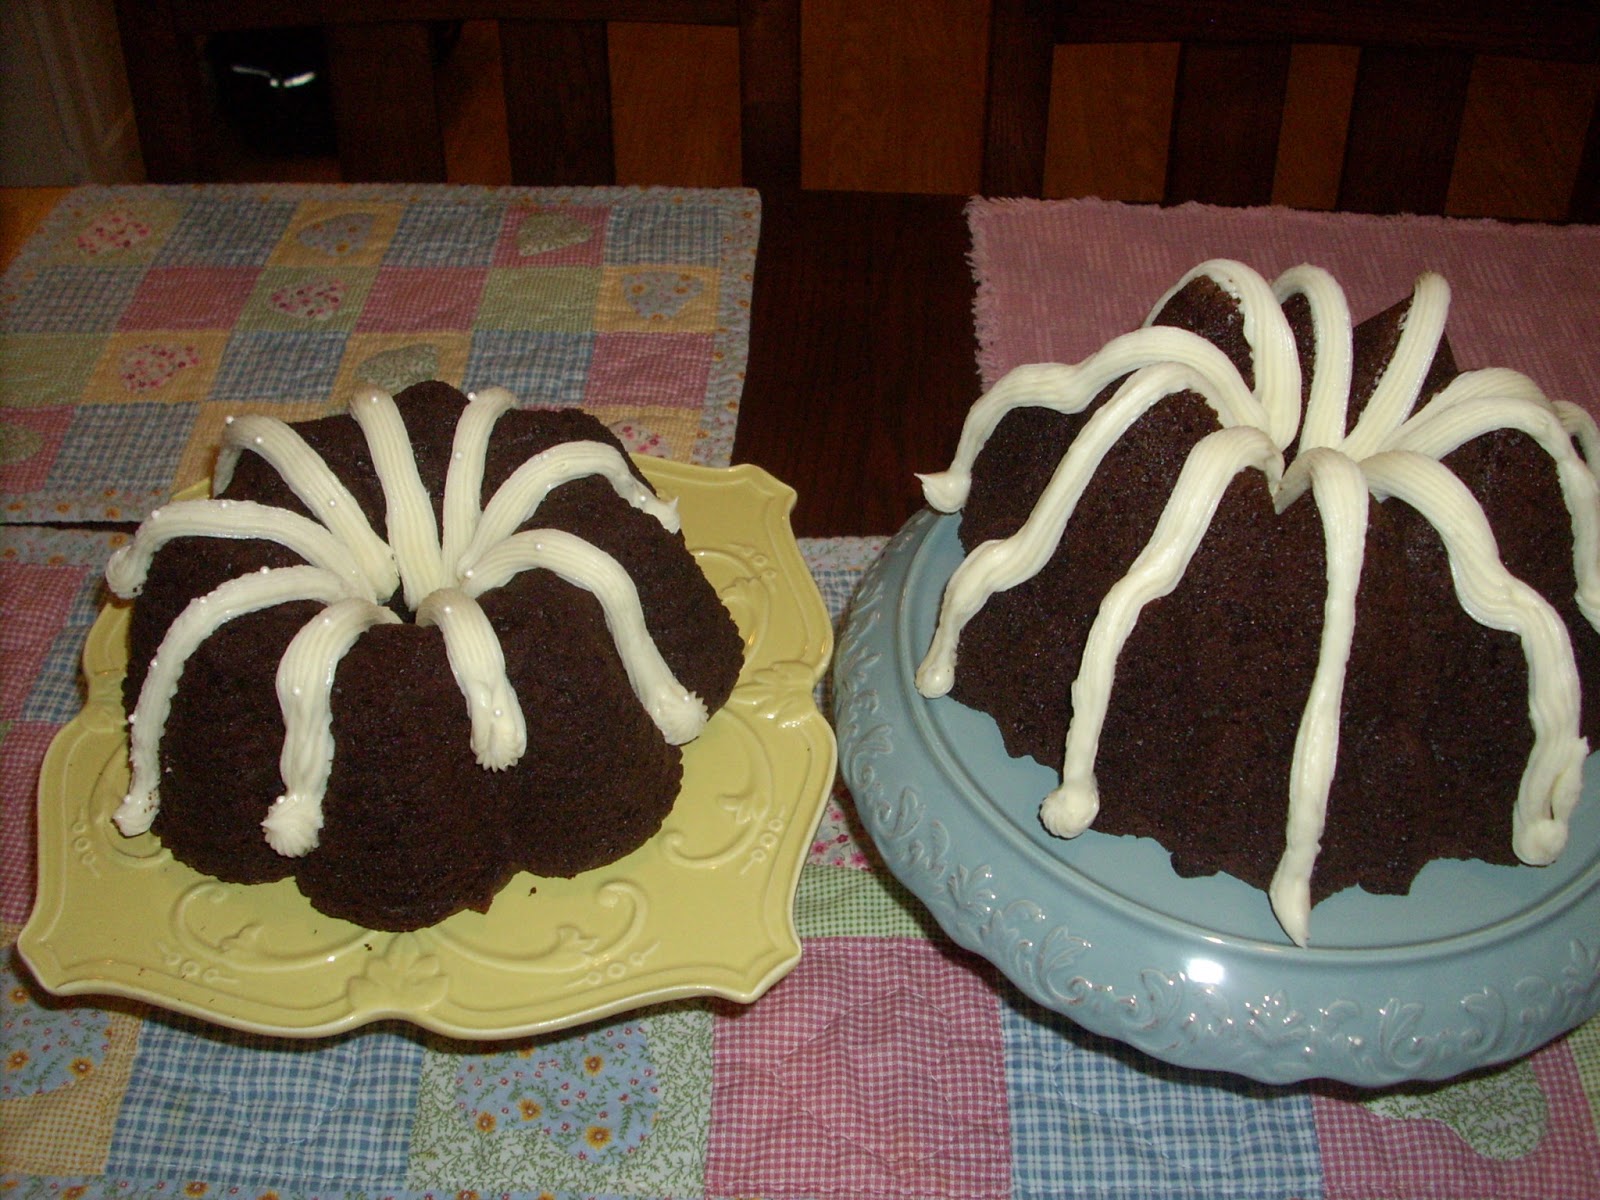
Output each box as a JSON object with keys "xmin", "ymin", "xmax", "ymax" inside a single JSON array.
[
  {"xmin": 1166, "ymin": 42, "xmax": 1290, "ymax": 207},
  {"xmin": 501, "ymin": 19, "xmax": 616, "ymax": 187},
  {"xmin": 984, "ymin": 0, "xmax": 1600, "ymax": 220}
]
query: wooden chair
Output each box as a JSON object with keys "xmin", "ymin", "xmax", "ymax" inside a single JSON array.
[
  {"xmin": 983, "ymin": 0, "xmax": 1600, "ymax": 220},
  {"xmin": 112, "ymin": 0, "xmax": 801, "ymax": 195}
]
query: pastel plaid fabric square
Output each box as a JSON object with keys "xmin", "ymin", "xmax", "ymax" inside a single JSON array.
[
  {"xmin": 0, "ymin": 184, "xmax": 759, "ymax": 523},
  {"xmin": 1001, "ymin": 993, "xmax": 1322, "ymax": 1200},
  {"xmin": 106, "ymin": 1016, "xmax": 425, "ymax": 1185},
  {"xmin": 706, "ymin": 936, "xmax": 1011, "ymax": 1199}
]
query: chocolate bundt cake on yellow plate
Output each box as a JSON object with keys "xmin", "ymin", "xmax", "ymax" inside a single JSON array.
[
  {"xmin": 23, "ymin": 382, "xmax": 835, "ymax": 1037},
  {"xmin": 837, "ymin": 260, "xmax": 1600, "ymax": 1084}
]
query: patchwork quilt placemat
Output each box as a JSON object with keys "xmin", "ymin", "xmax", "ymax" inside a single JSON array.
[
  {"xmin": 5, "ymin": 530, "xmax": 1600, "ymax": 1198},
  {"xmin": 0, "ymin": 184, "xmax": 759, "ymax": 524}
]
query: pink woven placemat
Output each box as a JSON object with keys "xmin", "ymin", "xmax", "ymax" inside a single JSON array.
[{"xmin": 967, "ymin": 197, "xmax": 1600, "ymax": 418}]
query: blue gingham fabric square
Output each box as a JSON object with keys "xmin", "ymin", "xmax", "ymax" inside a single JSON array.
[
  {"xmin": 19, "ymin": 574, "xmax": 106, "ymax": 724},
  {"xmin": 384, "ymin": 202, "xmax": 507, "ymax": 267},
  {"xmin": 44, "ymin": 403, "xmax": 195, "ymax": 496},
  {"xmin": 107, "ymin": 1017, "xmax": 426, "ymax": 1186},
  {"xmin": 466, "ymin": 329, "xmax": 596, "ymax": 407},
  {"xmin": 212, "ymin": 330, "xmax": 349, "ymax": 401},
  {"xmin": 3, "ymin": 267, "xmax": 143, "ymax": 334},
  {"xmin": 1001, "ymin": 994, "xmax": 1324, "ymax": 1200},
  {"xmin": 155, "ymin": 197, "xmax": 299, "ymax": 267},
  {"xmin": 605, "ymin": 203, "xmax": 728, "ymax": 266}
]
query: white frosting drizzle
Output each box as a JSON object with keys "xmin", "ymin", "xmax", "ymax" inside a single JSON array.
[
  {"xmin": 441, "ymin": 386, "xmax": 517, "ymax": 571},
  {"xmin": 458, "ymin": 440, "xmax": 680, "ymax": 577},
  {"xmin": 1275, "ymin": 265, "xmax": 1353, "ymax": 453},
  {"xmin": 264, "ymin": 597, "xmax": 402, "ymax": 856},
  {"xmin": 416, "ymin": 586, "xmax": 527, "ymax": 770},
  {"xmin": 1038, "ymin": 425, "xmax": 1284, "ymax": 839},
  {"xmin": 917, "ymin": 357, "xmax": 1270, "ymax": 698},
  {"xmin": 113, "ymin": 387, "xmax": 707, "ymax": 866},
  {"xmin": 1338, "ymin": 272, "xmax": 1451, "ymax": 460},
  {"xmin": 919, "ymin": 259, "xmax": 1600, "ymax": 944},
  {"xmin": 348, "ymin": 387, "xmax": 452, "ymax": 610},
  {"xmin": 917, "ymin": 330, "xmax": 1271, "ymax": 514},
  {"xmin": 1269, "ymin": 449, "xmax": 1368, "ymax": 947},
  {"xmin": 1362, "ymin": 450, "xmax": 1588, "ymax": 865},
  {"xmin": 215, "ymin": 414, "xmax": 400, "ymax": 602},
  {"xmin": 105, "ymin": 498, "xmax": 374, "ymax": 601},
  {"xmin": 1142, "ymin": 259, "xmax": 1304, "ymax": 450},
  {"xmin": 462, "ymin": 529, "xmax": 709, "ymax": 744},
  {"xmin": 114, "ymin": 565, "xmax": 353, "ymax": 837}
]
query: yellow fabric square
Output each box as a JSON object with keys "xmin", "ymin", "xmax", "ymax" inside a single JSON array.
[
  {"xmin": 586, "ymin": 404, "xmax": 704, "ymax": 464},
  {"xmin": 173, "ymin": 398, "xmax": 339, "ymax": 493},
  {"xmin": 0, "ymin": 926, "xmax": 144, "ymax": 1177},
  {"xmin": 333, "ymin": 333, "xmax": 472, "ymax": 403},
  {"xmin": 270, "ymin": 201, "xmax": 404, "ymax": 268},
  {"xmin": 597, "ymin": 266, "xmax": 720, "ymax": 333},
  {"xmin": 82, "ymin": 331, "xmax": 229, "ymax": 405}
]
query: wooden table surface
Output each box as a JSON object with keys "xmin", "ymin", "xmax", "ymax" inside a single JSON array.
[{"xmin": 1, "ymin": 184, "xmax": 977, "ymax": 539}]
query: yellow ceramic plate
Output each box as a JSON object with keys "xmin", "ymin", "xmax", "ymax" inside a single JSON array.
[{"xmin": 20, "ymin": 458, "xmax": 835, "ymax": 1038}]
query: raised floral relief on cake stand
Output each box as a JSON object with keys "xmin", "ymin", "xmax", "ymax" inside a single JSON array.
[
  {"xmin": 21, "ymin": 458, "xmax": 835, "ymax": 1039},
  {"xmin": 835, "ymin": 509, "xmax": 1600, "ymax": 1087}
]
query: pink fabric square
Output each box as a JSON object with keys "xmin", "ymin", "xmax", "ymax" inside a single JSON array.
[
  {"xmin": 707, "ymin": 937, "xmax": 1010, "ymax": 1200},
  {"xmin": 0, "ymin": 407, "xmax": 73, "ymax": 499},
  {"xmin": 495, "ymin": 205, "xmax": 608, "ymax": 267},
  {"xmin": 967, "ymin": 197, "xmax": 1600, "ymax": 421},
  {"xmin": 1, "ymin": 721, "xmax": 56, "ymax": 923},
  {"xmin": 0, "ymin": 562, "xmax": 84, "ymax": 718},
  {"xmin": 1313, "ymin": 1042, "xmax": 1600, "ymax": 1198},
  {"xmin": 586, "ymin": 332, "xmax": 712, "ymax": 410},
  {"xmin": 118, "ymin": 266, "xmax": 259, "ymax": 330},
  {"xmin": 357, "ymin": 267, "xmax": 488, "ymax": 332}
]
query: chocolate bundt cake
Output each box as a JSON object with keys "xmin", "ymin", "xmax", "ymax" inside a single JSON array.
[
  {"xmin": 107, "ymin": 381, "xmax": 745, "ymax": 931},
  {"xmin": 916, "ymin": 260, "xmax": 1600, "ymax": 945}
]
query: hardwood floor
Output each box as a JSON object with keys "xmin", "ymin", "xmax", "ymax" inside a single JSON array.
[{"xmin": 210, "ymin": 8, "xmax": 1600, "ymax": 223}]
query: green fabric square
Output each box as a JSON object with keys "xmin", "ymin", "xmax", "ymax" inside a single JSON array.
[
  {"xmin": 794, "ymin": 862, "xmax": 941, "ymax": 939},
  {"xmin": 237, "ymin": 266, "xmax": 376, "ymax": 332},
  {"xmin": 407, "ymin": 1001, "xmax": 711, "ymax": 1194},
  {"xmin": 0, "ymin": 334, "xmax": 106, "ymax": 409},
  {"xmin": 477, "ymin": 267, "xmax": 601, "ymax": 332}
]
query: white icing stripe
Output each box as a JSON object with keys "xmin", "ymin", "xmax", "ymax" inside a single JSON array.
[
  {"xmin": 1269, "ymin": 449, "xmax": 1369, "ymax": 947},
  {"xmin": 416, "ymin": 587, "xmax": 527, "ymax": 770},
  {"xmin": 105, "ymin": 498, "xmax": 374, "ymax": 601},
  {"xmin": 458, "ymin": 441, "xmax": 680, "ymax": 575},
  {"xmin": 1386, "ymin": 390, "xmax": 1600, "ymax": 625},
  {"xmin": 1362, "ymin": 450, "xmax": 1588, "ymax": 865},
  {"xmin": 1556, "ymin": 399, "xmax": 1600, "ymax": 472},
  {"xmin": 917, "ymin": 358, "xmax": 1266, "ymax": 698},
  {"xmin": 441, "ymin": 387, "xmax": 518, "ymax": 572},
  {"xmin": 1145, "ymin": 259, "xmax": 1303, "ymax": 450},
  {"xmin": 263, "ymin": 597, "xmax": 402, "ymax": 856},
  {"xmin": 349, "ymin": 388, "xmax": 451, "ymax": 610},
  {"xmin": 461, "ymin": 529, "xmax": 709, "ymax": 744},
  {"xmin": 1338, "ymin": 273, "xmax": 1451, "ymax": 461},
  {"xmin": 1038, "ymin": 426, "xmax": 1284, "ymax": 839},
  {"xmin": 1274, "ymin": 265, "xmax": 1353, "ymax": 454},
  {"xmin": 114, "ymin": 565, "xmax": 353, "ymax": 837},
  {"xmin": 216, "ymin": 414, "xmax": 400, "ymax": 601},
  {"xmin": 918, "ymin": 328, "xmax": 1269, "ymax": 513}
]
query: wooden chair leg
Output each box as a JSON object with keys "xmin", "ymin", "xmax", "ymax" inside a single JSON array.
[
  {"xmin": 326, "ymin": 22, "xmax": 446, "ymax": 183},
  {"xmin": 501, "ymin": 18, "xmax": 614, "ymax": 186},
  {"xmin": 738, "ymin": 0, "xmax": 803, "ymax": 194}
]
